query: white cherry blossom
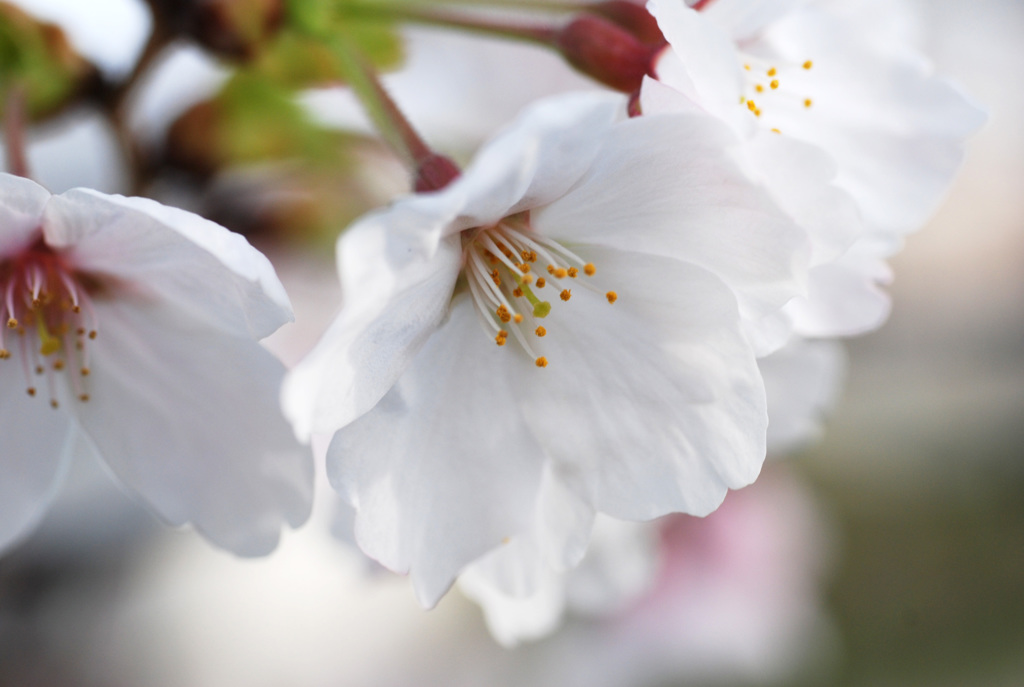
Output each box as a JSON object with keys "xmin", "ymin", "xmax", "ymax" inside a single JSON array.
[
  {"xmin": 283, "ymin": 92, "xmax": 811, "ymax": 606},
  {"xmin": 0, "ymin": 173, "xmax": 313, "ymax": 556},
  {"xmin": 645, "ymin": 0, "xmax": 984, "ymax": 339}
]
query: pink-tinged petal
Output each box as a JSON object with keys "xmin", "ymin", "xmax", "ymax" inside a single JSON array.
[
  {"xmin": 761, "ymin": 337, "xmax": 846, "ymax": 455},
  {"xmin": 536, "ymin": 111, "xmax": 809, "ymax": 325},
  {"xmin": 516, "ymin": 247, "xmax": 767, "ymax": 521},
  {"xmin": 41, "ymin": 189, "xmax": 292, "ymax": 340},
  {"xmin": 784, "ymin": 242, "xmax": 892, "ymax": 337},
  {"xmin": 282, "ymin": 218, "xmax": 462, "ymax": 440},
  {"xmin": 73, "ymin": 299, "xmax": 313, "ymax": 556},
  {"xmin": 0, "ymin": 361, "xmax": 75, "ymax": 553},
  {"xmin": 327, "ymin": 297, "xmax": 546, "ymax": 608},
  {"xmin": 0, "ymin": 173, "xmax": 50, "ymax": 255}
]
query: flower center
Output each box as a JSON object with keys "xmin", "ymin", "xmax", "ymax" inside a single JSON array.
[
  {"xmin": 737, "ymin": 55, "xmax": 815, "ymax": 133},
  {"xmin": 461, "ymin": 214, "xmax": 617, "ymax": 368},
  {"xmin": 0, "ymin": 238, "xmax": 98, "ymax": 408}
]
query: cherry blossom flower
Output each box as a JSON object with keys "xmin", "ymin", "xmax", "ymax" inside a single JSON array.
[
  {"xmin": 283, "ymin": 91, "xmax": 811, "ymax": 606},
  {"xmin": 0, "ymin": 173, "xmax": 313, "ymax": 556},
  {"xmin": 644, "ymin": 0, "xmax": 985, "ymax": 339}
]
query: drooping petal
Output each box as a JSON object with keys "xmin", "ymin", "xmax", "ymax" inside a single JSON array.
[
  {"xmin": 761, "ymin": 337, "xmax": 846, "ymax": 455},
  {"xmin": 0, "ymin": 362, "xmax": 75, "ymax": 553},
  {"xmin": 281, "ymin": 213, "xmax": 462, "ymax": 440},
  {"xmin": 783, "ymin": 241, "xmax": 892, "ymax": 337},
  {"xmin": 73, "ymin": 298, "xmax": 313, "ymax": 556},
  {"xmin": 327, "ymin": 296, "xmax": 547, "ymax": 607},
  {"xmin": 515, "ymin": 247, "xmax": 767, "ymax": 521},
  {"xmin": 0, "ymin": 173, "xmax": 51, "ymax": 255},
  {"xmin": 536, "ymin": 111, "xmax": 808, "ymax": 329},
  {"xmin": 41, "ymin": 189, "xmax": 293, "ymax": 340}
]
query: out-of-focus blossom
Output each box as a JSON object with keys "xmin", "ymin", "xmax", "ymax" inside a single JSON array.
[
  {"xmin": 644, "ymin": 0, "xmax": 985, "ymax": 341},
  {"xmin": 0, "ymin": 173, "xmax": 313, "ymax": 556},
  {"xmin": 283, "ymin": 91, "xmax": 810, "ymax": 606}
]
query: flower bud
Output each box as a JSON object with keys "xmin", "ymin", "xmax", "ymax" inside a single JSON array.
[
  {"xmin": 414, "ymin": 153, "xmax": 461, "ymax": 193},
  {"xmin": 587, "ymin": 1, "xmax": 665, "ymax": 46},
  {"xmin": 555, "ymin": 15, "xmax": 657, "ymax": 94},
  {"xmin": 189, "ymin": 0, "xmax": 284, "ymax": 60}
]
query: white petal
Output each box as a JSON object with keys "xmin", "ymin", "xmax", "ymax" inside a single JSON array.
[
  {"xmin": 73, "ymin": 299, "xmax": 313, "ymax": 556},
  {"xmin": 784, "ymin": 242, "xmax": 892, "ymax": 337},
  {"xmin": 750, "ymin": 2, "xmax": 986, "ymax": 233},
  {"xmin": 443, "ymin": 91, "xmax": 626, "ymax": 231},
  {"xmin": 282, "ymin": 221, "xmax": 462, "ymax": 440},
  {"xmin": 0, "ymin": 363, "xmax": 75, "ymax": 553},
  {"xmin": 327, "ymin": 297, "xmax": 546, "ymax": 607},
  {"xmin": 516, "ymin": 247, "xmax": 767, "ymax": 521},
  {"xmin": 459, "ymin": 559, "xmax": 567, "ymax": 647},
  {"xmin": 0, "ymin": 173, "xmax": 51, "ymax": 255},
  {"xmin": 761, "ymin": 337, "xmax": 846, "ymax": 455},
  {"xmin": 536, "ymin": 111, "xmax": 809, "ymax": 326},
  {"xmin": 41, "ymin": 189, "xmax": 293, "ymax": 340}
]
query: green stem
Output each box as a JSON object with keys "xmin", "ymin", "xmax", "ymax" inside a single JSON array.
[
  {"xmin": 341, "ymin": 3, "xmax": 560, "ymax": 46},
  {"xmin": 328, "ymin": 29, "xmax": 433, "ymax": 167}
]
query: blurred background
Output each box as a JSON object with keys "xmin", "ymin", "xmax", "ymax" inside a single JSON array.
[{"xmin": 0, "ymin": 0, "xmax": 1022, "ymax": 685}]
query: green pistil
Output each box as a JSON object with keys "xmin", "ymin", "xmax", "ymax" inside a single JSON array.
[
  {"xmin": 37, "ymin": 317, "xmax": 61, "ymax": 356},
  {"xmin": 516, "ymin": 276, "xmax": 551, "ymax": 318}
]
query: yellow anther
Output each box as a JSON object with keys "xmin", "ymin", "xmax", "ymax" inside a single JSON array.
[
  {"xmin": 567, "ymin": 267, "xmax": 579, "ymax": 278},
  {"xmin": 80, "ymin": 367, "xmax": 90, "ymax": 376},
  {"xmin": 535, "ymin": 326, "xmax": 546, "ymax": 337},
  {"xmin": 88, "ymin": 331, "xmax": 97, "ymax": 339},
  {"xmin": 547, "ymin": 264, "xmax": 555, "ymax": 274},
  {"xmin": 584, "ymin": 263, "xmax": 596, "ymax": 276},
  {"xmin": 26, "ymin": 387, "xmax": 35, "ymax": 396},
  {"xmin": 804, "ymin": 98, "xmax": 813, "ymax": 108},
  {"xmin": 496, "ymin": 305, "xmax": 512, "ymax": 323},
  {"xmin": 513, "ymin": 287, "xmax": 524, "ymax": 298},
  {"xmin": 50, "ymin": 399, "xmax": 58, "ymax": 409},
  {"xmin": 519, "ymin": 263, "xmax": 531, "ymax": 274},
  {"xmin": 79, "ymin": 394, "xmax": 89, "ymax": 402},
  {"xmin": 770, "ymin": 79, "xmax": 779, "ymax": 89},
  {"xmin": 747, "ymin": 100, "xmax": 757, "ymax": 112},
  {"xmin": 522, "ymin": 274, "xmax": 534, "ymax": 284},
  {"xmin": 53, "ymin": 359, "xmax": 65, "ymax": 371},
  {"xmin": 767, "ymin": 67, "xmax": 777, "ymax": 76},
  {"xmin": 554, "ymin": 268, "xmax": 568, "ymax": 279},
  {"xmin": 739, "ymin": 96, "xmax": 746, "ymax": 104},
  {"xmin": 536, "ymin": 277, "xmax": 546, "ymax": 288},
  {"xmin": 560, "ymin": 289, "xmax": 572, "ymax": 302},
  {"xmin": 606, "ymin": 291, "xmax": 618, "ymax": 304},
  {"xmin": 754, "ymin": 109, "xmax": 762, "ymax": 117},
  {"xmin": 771, "ymin": 128, "xmax": 781, "ymax": 134},
  {"xmin": 0, "ymin": 349, "xmax": 7, "ymax": 359},
  {"xmin": 35, "ymin": 365, "xmax": 43, "ymax": 375},
  {"xmin": 803, "ymin": 60, "xmax": 813, "ymax": 70},
  {"xmin": 487, "ymin": 253, "xmax": 498, "ymax": 265},
  {"xmin": 755, "ymin": 84, "xmax": 764, "ymax": 93},
  {"xmin": 7, "ymin": 318, "xmax": 17, "ymax": 328},
  {"xmin": 495, "ymin": 335, "xmax": 507, "ymax": 346},
  {"xmin": 513, "ymin": 313, "xmax": 524, "ymax": 324},
  {"xmin": 535, "ymin": 357, "xmax": 548, "ymax": 368},
  {"xmin": 744, "ymin": 64, "xmax": 751, "ymax": 71},
  {"xmin": 529, "ymin": 251, "xmax": 538, "ymax": 262},
  {"xmin": 520, "ymin": 250, "xmax": 531, "ymax": 261}
]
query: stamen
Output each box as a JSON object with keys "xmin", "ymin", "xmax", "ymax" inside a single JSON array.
[
  {"xmin": 584, "ymin": 264, "xmax": 596, "ymax": 276},
  {"xmin": 606, "ymin": 291, "xmax": 618, "ymax": 304},
  {"xmin": 535, "ymin": 326, "xmax": 546, "ymax": 337},
  {"xmin": 535, "ymin": 357, "xmax": 548, "ymax": 368},
  {"xmin": 560, "ymin": 289, "xmax": 572, "ymax": 301}
]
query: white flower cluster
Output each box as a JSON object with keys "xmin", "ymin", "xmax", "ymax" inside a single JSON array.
[{"xmin": 0, "ymin": 0, "xmax": 982, "ymax": 647}]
